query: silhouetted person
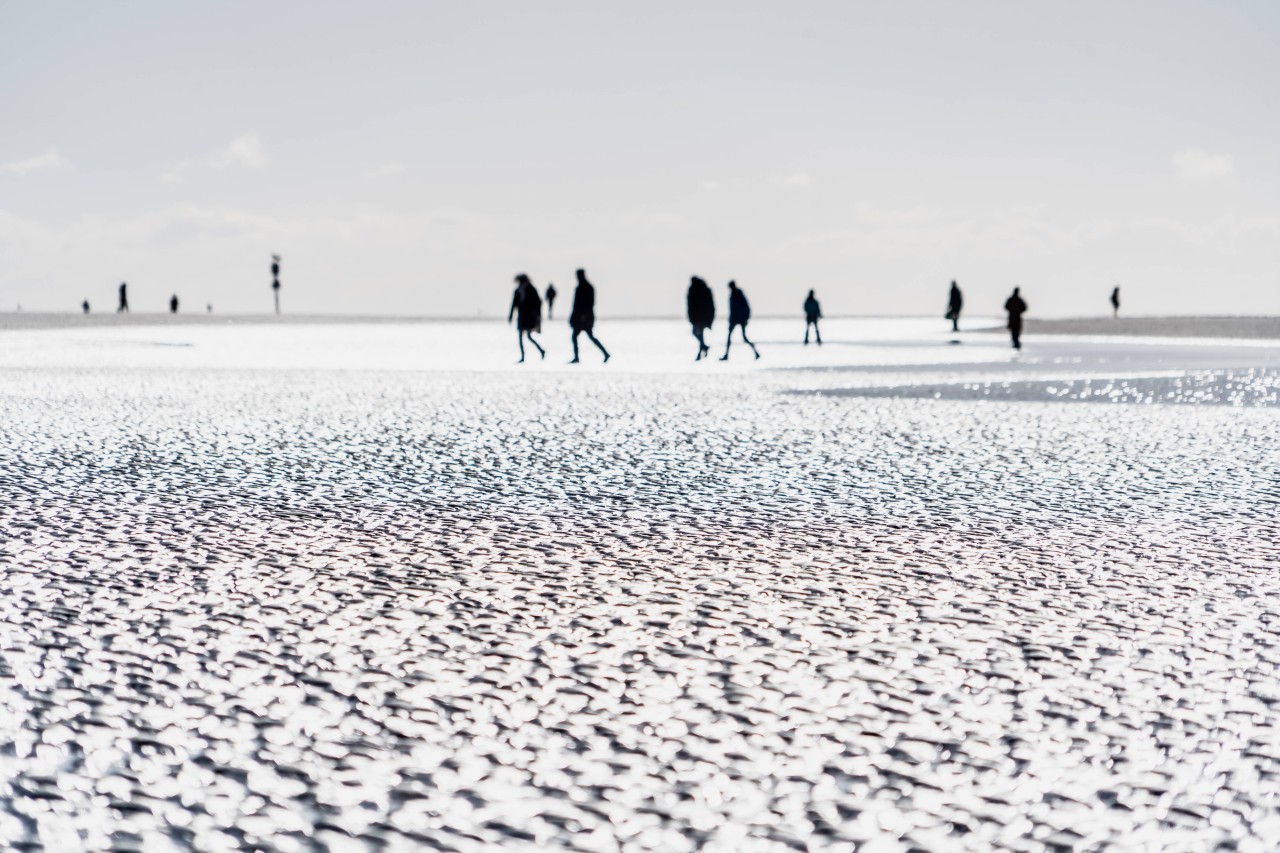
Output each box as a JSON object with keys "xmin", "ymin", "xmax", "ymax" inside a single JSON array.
[
  {"xmin": 1110, "ymin": 286, "xmax": 1120, "ymax": 318},
  {"xmin": 946, "ymin": 280, "xmax": 963, "ymax": 332},
  {"xmin": 169, "ymin": 294, "xmax": 179, "ymax": 314},
  {"xmin": 803, "ymin": 290, "xmax": 822, "ymax": 345},
  {"xmin": 509, "ymin": 273, "xmax": 545, "ymax": 362},
  {"xmin": 82, "ymin": 300, "xmax": 90, "ymax": 314},
  {"xmin": 569, "ymin": 269, "xmax": 610, "ymax": 364},
  {"xmin": 545, "ymin": 283, "xmax": 558, "ymax": 320},
  {"xmin": 271, "ymin": 255, "xmax": 281, "ymax": 315},
  {"xmin": 720, "ymin": 281, "xmax": 759, "ymax": 360},
  {"xmin": 1004, "ymin": 287, "xmax": 1028, "ymax": 350},
  {"xmin": 117, "ymin": 282, "xmax": 129, "ymax": 313},
  {"xmin": 687, "ymin": 276, "xmax": 715, "ymax": 360},
  {"xmin": 207, "ymin": 303, "xmax": 213, "ymax": 314}
]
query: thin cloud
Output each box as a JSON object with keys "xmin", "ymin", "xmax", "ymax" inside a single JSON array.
[
  {"xmin": 369, "ymin": 160, "xmax": 406, "ymax": 178},
  {"xmin": 780, "ymin": 171, "xmax": 812, "ymax": 188},
  {"xmin": 1171, "ymin": 149, "xmax": 1233, "ymax": 182},
  {"xmin": 3, "ymin": 149, "xmax": 70, "ymax": 176},
  {"xmin": 214, "ymin": 133, "xmax": 267, "ymax": 169}
]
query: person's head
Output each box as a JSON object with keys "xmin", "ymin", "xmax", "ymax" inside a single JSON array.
[
  {"xmin": 951, "ymin": 280, "xmax": 958, "ymax": 288},
  {"xmin": 1013, "ymin": 286, "xmax": 1020, "ymax": 295},
  {"xmin": 514, "ymin": 273, "xmax": 532, "ymax": 289},
  {"xmin": 575, "ymin": 268, "xmax": 587, "ymax": 283},
  {"xmin": 728, "ymin": 280, "xmax": 738, "ymax": 291},
  {"xmin": 807, "ymin": 289, "xmax": 815, "ymax": 298},
  {"xmin": 691, "ymin": 275, "xmax": 706, "ymax": 288}
]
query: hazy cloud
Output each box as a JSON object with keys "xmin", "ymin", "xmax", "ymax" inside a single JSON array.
[
  {"xmin": 215, "ymin": 133, "xmax": 267, "ymax": 170},
  {"xmin": 3, "ymin": 149, "xmax": 70, "ymax": 176},
  {"xmin": 369, "ymin": 160, "xmax": 406, "ymax": 178},
  {"xmin": 1171, "ymin": 149, "xmax": 1234, "ymax": 182},
  {"xmin": 780, "ymin": 171, "xmax": 812, "ymax": 188}
]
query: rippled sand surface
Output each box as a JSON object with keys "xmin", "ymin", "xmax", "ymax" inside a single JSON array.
[{"xmin": 2, "ymin": 321, "xmax": 1279, "ymax": 851}]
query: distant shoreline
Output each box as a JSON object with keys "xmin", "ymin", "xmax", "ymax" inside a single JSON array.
[
  {"xmin": 972, "ymin": 316, "xmax": 1280, "ymax": 341},
  {"xmin": 1, "ymin": 312, "xmax": 1278, "ymax": 340}
]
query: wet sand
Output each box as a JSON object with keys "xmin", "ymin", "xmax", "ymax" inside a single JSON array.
[{"xmin": 1, "ymin": 321, "xmax": 1278, "ymax": 850}]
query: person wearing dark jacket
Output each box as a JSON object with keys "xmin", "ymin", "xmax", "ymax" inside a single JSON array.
[
  {"xmin": 545, "ymin": 283, "xmax": 558, "ymax": 320},
  {"xmin": 720, "ymin": 280, "xmax": 760, "ymax": 360},
  {"xmin": 508, "ymin": 273, "xmax": 545, "ymax": 362},
  {"xmin": 686, "ymin": 276, "xmax": 715, "ymax": 360},
  {"xmin": 946, "ymin": 280, "xmax": 963, "ymax": 332},
  {"xmin": 1110, "ymin": 286, "xmax": 1120, "ymax": 318},
  {"xmin": 803, "ymin": 290, "xmax": 822, "ymax": 345},
  {"xmin": 1004, "ymin": 287, "xmax": 1028, "ymax": 350},
  {"xmin": 117, "ymin": 282, "xmax": 129, "ymax": 313},
  {"xmin": 569, "ymin": 268, "xmax": 610, "ymax": 364}
]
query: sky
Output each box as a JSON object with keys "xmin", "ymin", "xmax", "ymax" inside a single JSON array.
[{"xmin": 2, "ymin": 1, "xmax": 1277, "ymax": 318}]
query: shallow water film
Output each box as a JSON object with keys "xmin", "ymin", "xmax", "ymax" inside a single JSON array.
[{"xmin": 2, "ymin": 324, "xmax": 1279, "ymax": 851}]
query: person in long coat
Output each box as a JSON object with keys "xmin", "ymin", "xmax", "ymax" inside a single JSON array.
[
  {"xmin": 686, "ymin": 276, "xmax": 715, "ymax": 360},
  {"xmin": 569, "ymin": 268, "xmax": 610, "ymax": 364},
  {"xmin": 720, "ymin": 280, "xmax": 760, "ymax": 360},
  {"xmin": 804, "ymin": 289, "xmax": 823, "ymax": 345},
  {"xmin": 508, "ymin": 273, "xmax": 545, "ymax": 362},
  {"xmin": 1110, "ymin": 286, "xmax": 1120, "ymax": 318},
  {"xmin": 1004, "ymin": 287, "xmax": 1028, "ymax": 350},
  {"xmin": 946, "ymin": 281, "xmax": 963, "ymax": 332}
]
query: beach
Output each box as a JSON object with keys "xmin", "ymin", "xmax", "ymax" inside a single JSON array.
[{"xmin": 1, "ymin": 316, "xmax": 1278, "ymax": 850}]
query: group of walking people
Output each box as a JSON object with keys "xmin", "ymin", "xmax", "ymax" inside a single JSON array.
[
  {"xmin": 509, "ymin": 269, "xmax": 611, "ymax": 364},
  {"xmin": 509, "ymin": 274, "xmax": 1122, "ymax": 361}
]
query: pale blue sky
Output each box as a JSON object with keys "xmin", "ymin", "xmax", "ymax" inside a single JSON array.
[{"xmin": 2, "ymin": 1, "xmax": 1277, "ymax": 316}]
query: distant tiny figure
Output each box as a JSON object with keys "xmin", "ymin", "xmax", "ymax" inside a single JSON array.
[
  {"xmin": 117, "ymin": 282, "xmax": 129, "ymax": 313},
  {"xmin": 207, "ymin": 303, "xmax": 213, "ymax": 314},
  {"xmin": 545, "ymin": 283, "xmax": 558, "ymax": 320},
  {"xmin": 169, "ymin": 294, "xmax": 179, "ymax": 314},
  {"xmin": 803, "ymin": 289, "xmax": 822, "ymax": 345},
  {"xmin": 271, "ymin": 254, "xmax": 281, "ymax": 315},
  {"xmin": 720, "ymin": 281, "xmax": 760, "ymax": 361},
  {"xmin": 569, "ymin": 269, "xmax": 610, "ymax": 364},
  {"xmin": 82, "ymin": 300, "xmax": 90, "ymax": 314},
  {"xmin": 687, "ymin": 276, "xmax": 715, "ymax": 360},
  {"xmin": 509, "ymin": 273, "xmax": 545, "ymax": 362},
  {"xmin": 1004, "ymin": 287, "xmax": 1028, "ymax": 350},
  {"xmin": 1110, "ymin": 286, "xmax": 1120, "ymax": 318},
  {"xmin": 946, "ymin": 280, "xmax": 963, "ymax": 332}
]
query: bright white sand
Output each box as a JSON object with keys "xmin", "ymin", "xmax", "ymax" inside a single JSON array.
[{"xmin": 1, "ymin": 318, "xmax": 1278, "ymax": 850}]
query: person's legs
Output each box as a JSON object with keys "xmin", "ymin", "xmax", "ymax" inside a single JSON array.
[
  {"xmin": 740, "ymin": 324, "xmax": 760, "ymax": 359},
  {"xmin": 529, "ymin": 332, "xmax": 545, "ymax": 358},
  {"xmin": 720, "ymin": 323, "xmax": 736, "ymax": 359},
  {"xmin": 814, "ymin": 319, "xmax": 822, "ymax": 345},
  {"xmin": 570, "ymin": 329, "xmax": 581, "ymax": 363},
  {"xmin": 804, "ymin": 320, "xmax": 811, "ymax": 344},
  {"xmin": 587, "ymin": 330, "xmax": 610, "ymax": 362},
  {"xmin": 952, "ymin": 315, "xmax": 959, "ymax": 332},
  {"xmin": 693, "ymin": 325, "xmax": 707, "ymax": 360},
  {"xmin": 1010, "ymin": 321, "xmax": 1022, "ymax": 350},
  {"xmin": 517, "ymin": 329, "xmax": 526, "ymax": 362}
]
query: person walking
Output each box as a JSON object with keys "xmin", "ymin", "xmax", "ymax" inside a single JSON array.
[
  {"xmin": 720, "ymin": 281, "xmax": 760, "ymax": 360},
  {"xmin": 687, "ymin": 276, "xmax": 715, "ymax": 360},
  {"xmin": 568, "ymin": 269, "xmax": 610, "ymax": 364},
  {"xmin": 545, "ymin": 283, "xmax": 558, "ymax": 320},
  {"xmin": 271, "ymin": 255, "xmax": 282, "ymax": 315},
  {"xmin": 82, "ymin": 300, "xmax": 90, "ymax": 314},
  {"xmin": 803, "ymin": 289, "xmax": 822, "ymax": 345},
  {"xmin": 1004, "ymin": 287, "xmax": 1028, "ymax": 350},
  {"xmin": 508, "ymin": 273, "xmax": 545, "ymax": 362},
  {"xmin": 117, "ymin": 282, "xmax": 129, "ymax": 313},
  {"xmin": 946, "ymin": 280, "xmax": 963, "ymax": 332},
  {"xmin": 169, "ymin": 294, "xmax": 179, "ymax": 314},
  {"xmin": 1110, "ymin": 286, "xmax": 1120, "ymax": 318}
]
